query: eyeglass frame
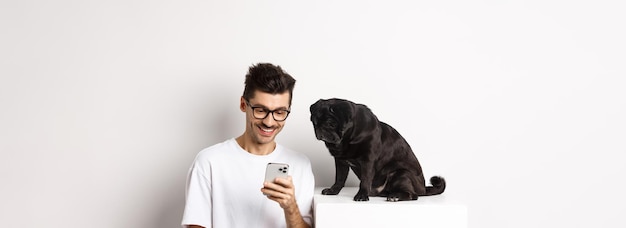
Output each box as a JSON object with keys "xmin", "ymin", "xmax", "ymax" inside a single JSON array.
[{"xmin": 244, "ymin": 99, "xmax": 291, "ymax": 122}]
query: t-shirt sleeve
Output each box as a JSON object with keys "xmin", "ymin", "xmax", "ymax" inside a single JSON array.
[
  {"xmin": 296, "ymin": 159, "xmax": 315, "ymax": 227},
  {"xmin": 181, "ymin": 161, "xmax": 212, "ymax": 228}
]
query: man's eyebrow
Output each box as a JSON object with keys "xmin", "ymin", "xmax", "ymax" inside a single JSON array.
[{"xmin": 249, "ymin": 103, "xmax": 289, "ymax": 110}]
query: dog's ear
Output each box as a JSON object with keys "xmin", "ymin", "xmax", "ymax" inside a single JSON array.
[
  {"xmin": 310, "ymin": 99, "xmax": 319, "ymax": 113},
  {"xmin": 310, "ymin": 99, "xmax": 327, "ymax": 115},
  {"xmin": 328, "ymin": 100, "xmax": 355, "ymax": 140},
  {"xmin": 345, "ymin": 103, "xmax": 379, "ymax": 143},
  {"xmin": 332, "ymin": 100, "xmax": 354, "ymax": 123}
]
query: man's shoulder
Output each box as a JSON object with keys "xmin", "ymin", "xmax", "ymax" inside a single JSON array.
[
  {"xmin": 276, "ymin": 143, "xmax": 312, "ymax": 165},
  {"xmin": 195, "ymin": 138, "xmax": 236, "ymax": 161}
]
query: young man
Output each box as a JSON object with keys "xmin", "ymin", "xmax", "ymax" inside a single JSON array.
[{"xmin": 182, "ymin": 63, "xmax": 314, "ymax": 228}]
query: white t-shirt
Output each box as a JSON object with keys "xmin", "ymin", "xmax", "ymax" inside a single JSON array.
[{"xmin": 181, "ymin": 138, "xmax": 315, "ymax": 228}]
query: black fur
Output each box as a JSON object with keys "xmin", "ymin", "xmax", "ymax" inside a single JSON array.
[{"xmin": 310, "ymin": 98, "xmax": 445, "ymax": 201}]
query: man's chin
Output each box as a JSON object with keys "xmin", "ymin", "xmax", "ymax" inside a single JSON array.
[{"xmin": 253, "ymin": 133, "xmax": 276, "ymax": 144}]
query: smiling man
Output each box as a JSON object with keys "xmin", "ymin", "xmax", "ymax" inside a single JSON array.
[{"xmin": 182, "ymin": 63, "xmax": 314, "ymax": 228}]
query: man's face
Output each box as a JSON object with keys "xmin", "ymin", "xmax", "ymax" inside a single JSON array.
[{"xmin": 241, "ymin": 91, "xmax": 291, "ymax": 145}]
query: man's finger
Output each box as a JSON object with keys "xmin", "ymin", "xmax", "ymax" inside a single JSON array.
[{"xmin": 273, "ymin": 176, "xmax": 293, "ymax": 187}]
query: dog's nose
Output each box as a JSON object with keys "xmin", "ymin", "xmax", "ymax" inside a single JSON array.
[{"xmin": 313, "ymin": 130, "xmax": 325, "ymax": 141}]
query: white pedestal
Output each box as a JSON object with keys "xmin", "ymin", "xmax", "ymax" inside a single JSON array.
[{"xmin": 313, "ymin": 187, "xmax": 467, "ymax": 228}]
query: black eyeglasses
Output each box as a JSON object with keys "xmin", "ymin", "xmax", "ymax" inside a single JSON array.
[{"xmin": 245, "ymin": 100, "xmax": 291, "ymax": 121}]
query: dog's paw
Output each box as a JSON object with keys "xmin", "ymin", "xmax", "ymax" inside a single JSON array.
[
  {"xmin": 353, "ymin": 193, "xmax": 370, "ymax": 201},
  {"xmin": 321, "ymin": 187, "xmax": 341, "ymax": 195},
  {"xmin": 386, "ymin": 192, "xmax": 416, "ymax": 202},
  {"xmin": 386, "ymin": 195, "xmax": 400, "ymax": 202}
]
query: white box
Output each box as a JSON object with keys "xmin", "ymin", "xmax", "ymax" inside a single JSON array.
[{"xmin": 313, "ymin": 187, "xmax": 467, "ymax": 228}]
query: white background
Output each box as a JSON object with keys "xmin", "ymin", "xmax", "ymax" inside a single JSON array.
[{"xmin": 1, "ymin": 0, "xmax": 625, "ymax": 227}]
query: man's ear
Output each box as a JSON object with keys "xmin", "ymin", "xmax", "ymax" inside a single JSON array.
[{"xmin": 240, "ymin": 96, "xmax": 246, "ymax": 112}]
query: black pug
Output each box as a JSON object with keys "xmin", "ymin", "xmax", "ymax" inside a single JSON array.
[{"xmin": 310, "ymin": 98, "xmax": 446, "ymax": 201}]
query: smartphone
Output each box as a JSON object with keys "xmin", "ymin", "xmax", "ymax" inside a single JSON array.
[{"xmin": 264, "ymin": 162, "xmax": 289, "ymax": 183}]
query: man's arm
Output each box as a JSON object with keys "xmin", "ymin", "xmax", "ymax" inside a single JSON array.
[
  {"xmin": 282, "ymin": 201, "xmax": 311, "ymax": 228},
  {"xmin": 261, "ymin": 176, "xmax": 311, "ymax": 228},
  {"xmin": 181, "ymin": 160, "xmax": 212, "ymax": 228}
]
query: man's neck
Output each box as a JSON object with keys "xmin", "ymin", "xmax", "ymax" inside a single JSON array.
[{"xmin": 235, "ymin": 135, "xmax": 276, "ymax": 155}]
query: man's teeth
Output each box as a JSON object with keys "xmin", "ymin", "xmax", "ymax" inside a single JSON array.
[{"xmin": 261, "ymin": 128, "xmax": 273, "ymax": 132}]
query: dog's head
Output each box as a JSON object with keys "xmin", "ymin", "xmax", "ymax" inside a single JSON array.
[{"xmin": 309, "ymin": 98, "xmax": 358, "ymax": 144}]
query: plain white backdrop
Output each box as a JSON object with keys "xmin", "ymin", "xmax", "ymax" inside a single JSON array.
[{"xmin": 1, "ymin": 0, "xmax": 625, "ymax": 227}]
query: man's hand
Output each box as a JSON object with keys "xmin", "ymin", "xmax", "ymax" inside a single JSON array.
[
  {"xmin": 261, "ymin": 176, "xmax": 310, "ymax": 228},
  {"xmin": 261, "ymin": 176, "xmax": 297, "ymax": 210}
]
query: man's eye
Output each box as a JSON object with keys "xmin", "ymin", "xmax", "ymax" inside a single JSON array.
[
  {"xmin": 256, "ymin": 109, "xmax": 267, "ymax": 113},
  {"xmin": 275, "ymin": 110, "xmax": 286, "ymax": 115}
]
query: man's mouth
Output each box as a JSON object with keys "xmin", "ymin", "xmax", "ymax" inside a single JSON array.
[{"xmin": 258, "ymin": 125, "xmax": 275, "ymax": 136}]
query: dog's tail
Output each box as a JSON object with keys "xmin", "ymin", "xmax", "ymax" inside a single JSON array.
[{"xmin": 422, "ymin": 176, "xmax": 446, "ymax": 196}]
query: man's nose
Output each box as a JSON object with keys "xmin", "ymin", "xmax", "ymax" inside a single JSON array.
[{"xmin": 262, "ymin": 112, "xmax": 277, "ymax": 126}]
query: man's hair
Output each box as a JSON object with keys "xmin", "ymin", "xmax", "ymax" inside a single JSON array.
[{"xmin": 243, "ymin": 63, "xmax": 296, "ymax": 106}]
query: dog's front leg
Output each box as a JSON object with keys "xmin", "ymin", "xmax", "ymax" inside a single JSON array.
[
  {"xmin": 354, "ymin": 161, "xmax": 374, "ymax": 201},
  {"xmin": 322, "ymin": 158, "xmax": 350, "ymax": 195}
]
